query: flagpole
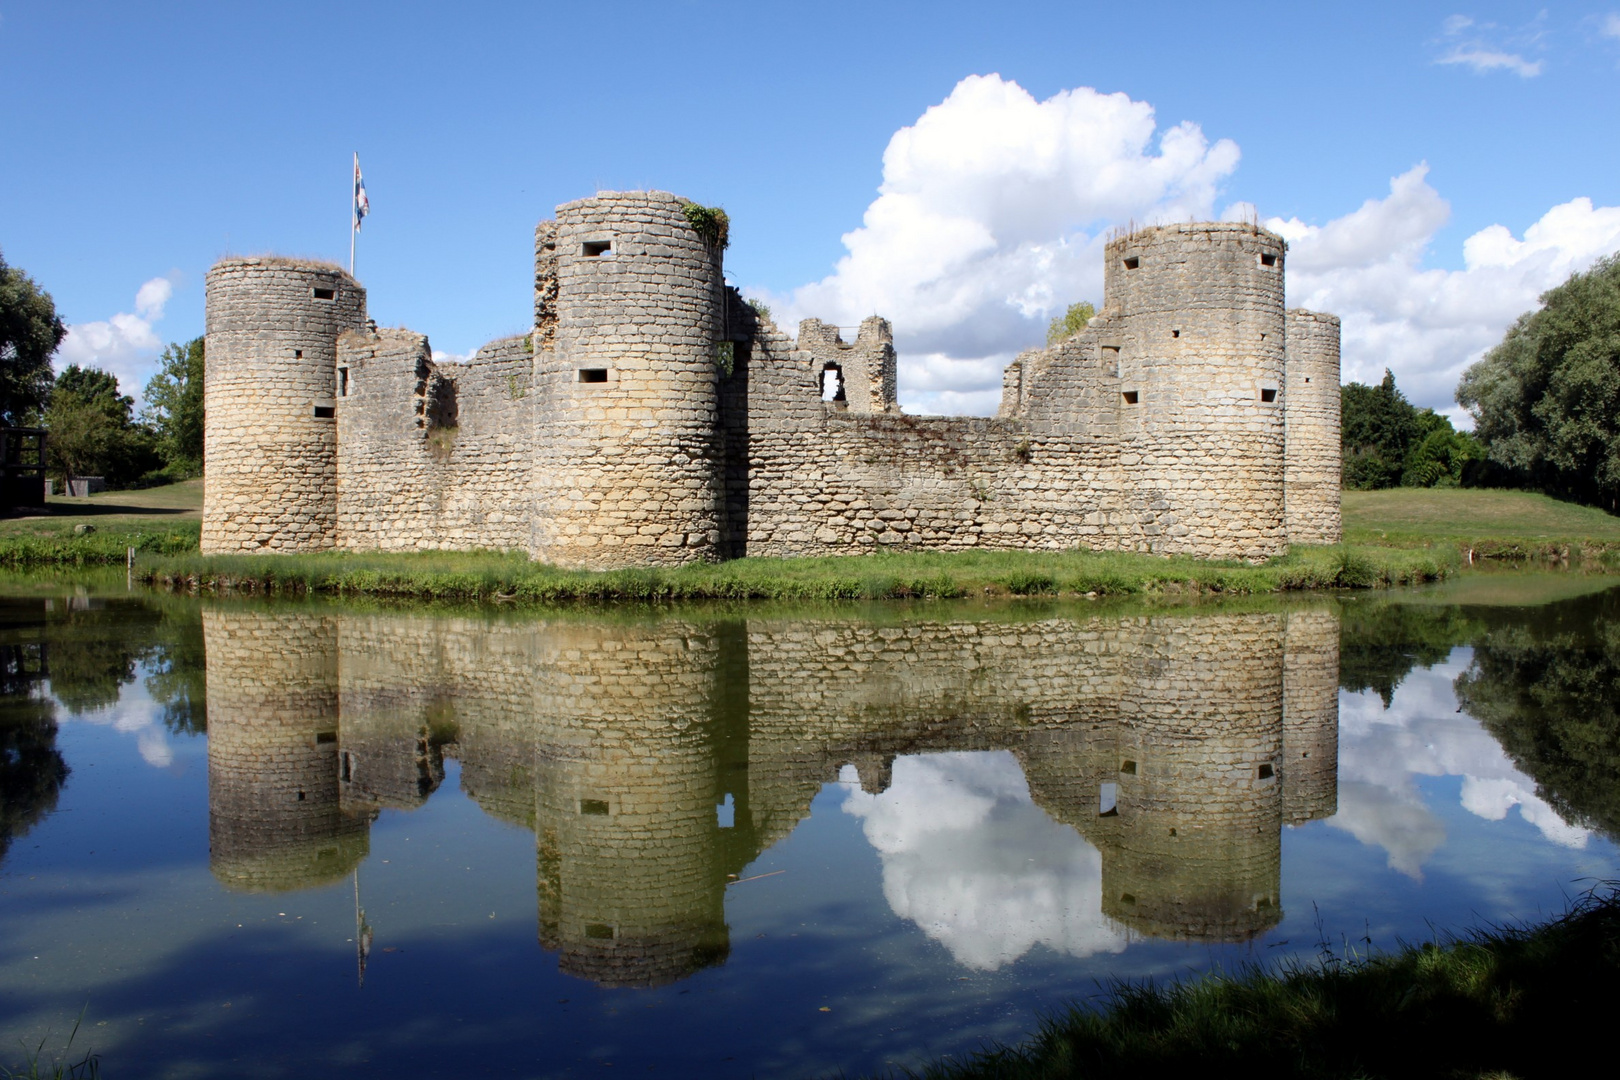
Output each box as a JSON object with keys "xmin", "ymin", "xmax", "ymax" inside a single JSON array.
[{"xmin": 349, "ymin": 152, "xmax": 357, "ymax": 276}]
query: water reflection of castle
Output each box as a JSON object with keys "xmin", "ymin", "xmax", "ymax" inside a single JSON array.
[{"xmin": 205, "ymin": 605, "xmax": 1339, "ymax": 985}]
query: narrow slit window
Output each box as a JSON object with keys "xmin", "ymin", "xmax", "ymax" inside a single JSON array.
[
  {"xmin": 1123, "ymin": 256, "xmax": 1140, "ymax": 270},
  {"xmin": 313, "ymin": 405, "xmax": 335, "ymax": 419},
  {"xmin": 1260, "ymin": 388, "xmax": 1277, "ymax": 403},
  {"xmin": 312, "ymin": 286, "xmax": 336, "ymax": 300},
  {"xmin": 1259, "ymin": 253, "xmax": 1278, "ymax": 268},
  {"xmin": 579, "ymin": 798, "xmax": 610, "ymax": 816},
  {"xmin": 338, "ymin": 367, "xmax": 349, "ymax": 396},
  {"xmin": 1122, "ymin": 390, "xmax": 1140, "ymax": 405},
  {"xmin": 582, "ymin": 240, "xmax": 612, "ymax": 257},
  {"xmin": 340, "ymin": 752, "xmax": 353, "ymax": 783},
  {"xmin": 577, "ymin": 368, "xmax": 609, "ymax": 383}
]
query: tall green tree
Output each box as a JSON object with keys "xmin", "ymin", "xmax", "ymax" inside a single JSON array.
[
  {"xmin": 142, "ymin": 336, "xmax": 204, "ymax": 473},
  {"xmin": 1342, "ymin": 369, "xmax": 1480, "ymax": 489},
  {"xmin": 0, "ymin": 249, "xmax": 65, "ymax": 427},
  {"xmin": 45, "ymin": 364, "xmax": 159, "ymax": 487},
  {"xmin": 1457, "ymin": 253, "xmax": 1620, "ymax": 512}
]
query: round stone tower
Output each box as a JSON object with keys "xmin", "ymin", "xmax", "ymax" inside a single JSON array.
[
  {"xmin": 1284, "ymin": 309, "xmax": 1344, "ymax": 544},
  {"xmin": 530, "ymin": 191, "xmax": 726, "ymax": 569},
  {"xmin": 1104, "ymin": 223, "xmax": 1288, "ymax": 560},
  {"xmin": 202, "ymin": 257, "xmax": 367, "ymax": 553}
]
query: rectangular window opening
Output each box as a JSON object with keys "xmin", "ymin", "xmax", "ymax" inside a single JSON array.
[
  {"xmin": 313, "ymin": 405, "xmax": 335, "ymax": 419},
  {"xmin": 582, "ymin": 240, "xmax": 612, "ymax": 257},
  {"xmin": 578, "ymin": 368, "xmax": 609, "ymax": 384},
  {"xmin": 1260, "ymin": 253, "xmax": 1278, "ymax": 268},
  {"xmin": 1119, "ymin": 892, "xmax": 1137, "ymax": 905},
  {"xmin": 338, "ymin": 368, "xmax": 349, "ymax": 396},
  {"xmin": 315, "ymin": 731, "xmax": 336, "ymax": 744},
  {"xmin": 1122, "ymin": 256, "xmax": 1140, "ymax": 270},
  {"xmin": 1257, "ymin": 763, "xmax": 1275, "ymax": 780},
  {"xmin": 717, "ymin": 792, "xmax": 735, "ymax": 829},
  {"xmin": 1099, "ymin": 781, "xmax": 1118, "ymax": 816},
  {"xmin": 312, "ymin": 286, "xmax": 336, "ymax": 300},
  {"xmin": 1260, "ymin": 388, "xmax": 1277, "ymax": 403},
  {"xmin": 294, "ymin": 349, "xmax": 303, "ymax": 359},
  {"xmin": 340, "ymin": 752, "xmax": 353, "ymax": 783},
  {"xmin": 584, "ymin": 923, "xmax": 616, "ymax": 940},
  {"xmin": 1122, "ymin": 390, "xmax": 1139, "ymax": 405},
  {"xmin": 1171, "ymin": 329, "xmax": 1180, "ymax": 338},
  {"xmin": 1120, "ymin": 759, "xmax": 1137, "ymax": 775},
  {"xmin": 579, "ymin": 798, "xmax": 611, "ymax": 816}
]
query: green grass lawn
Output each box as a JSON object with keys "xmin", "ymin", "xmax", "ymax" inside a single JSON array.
[
  {"xmin": 1344, "ymin": 487, "xmax": 1620, "ymax": 546},
  {"xmin": 1, "ymin": 477, "xmax": 202, "ymax": 536}
]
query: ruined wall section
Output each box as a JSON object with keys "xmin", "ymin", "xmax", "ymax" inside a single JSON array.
[
  {"xmin": 797, "ymin": 317, "xmax": 899, "ymax": 414},
  {"xmin": 203, "ymin": 258, "xmax": 366, "ymax": 553},
  {"xmin": 1104, "ymin": 224, "xmax": 1289, "ymax": 559},
  {"xmin": 531, "ymin": 192, "xmax": 726, "ymax": 568},
  {"xmin": 336, "ymin": 330, "xmax": 532, "ymax": 551},
  {"xmin": 1284, "ymin": 309, "xmax": 1343, "ymax": 545}
]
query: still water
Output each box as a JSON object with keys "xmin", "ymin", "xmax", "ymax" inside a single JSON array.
[{"xmin": 1, "ymin": 579, "xmax": 1617, "ymax": 1077}]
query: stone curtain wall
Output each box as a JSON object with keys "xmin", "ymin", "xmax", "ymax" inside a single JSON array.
[
  {"xmin": 202, "ymin": 258, "xmax": 366, "ymax": 553},
  {"xmin": 1284, "ymin": 309, "xmax": 1345, "ymax": 544},
  {"xmin": 335, "ymin": 330, "xmax": 532, "ymax": 551},
  {"xmin": 530, "ymin": 192, "xmax": 727, "ymax": 569}
]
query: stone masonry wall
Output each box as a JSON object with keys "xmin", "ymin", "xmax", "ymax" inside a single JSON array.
[
  {"xmin": 203, "ymin": 258, "xmax": 366, "ymax": 553},
  {"xmin": 336, "ymin": 330, "xmax": 533, "ymax": 551},
  {"xmin": 530, "ymin": 192, "xmax": 727, "ymax": 569},
  {"xmin": 1284, "ymin": 309, "xmax": 1344, "ymax": 544}
]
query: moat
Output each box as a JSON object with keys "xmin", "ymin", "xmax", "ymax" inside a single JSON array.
[{"xmin": 2, "ymin": 578, "xmax": 1617, "ymax": 1077}]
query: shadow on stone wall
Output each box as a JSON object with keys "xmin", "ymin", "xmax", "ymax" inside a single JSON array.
[{"xmin": 202, "ymin": 603, "xmax": 1341, "ymax": 985}]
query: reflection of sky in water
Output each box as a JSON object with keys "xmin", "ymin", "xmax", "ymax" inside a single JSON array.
[
  {"xmin": 1332, "ymin": 649, "xmax": 1588, "ymax": 880},
  {"xmin": 50, "ymin": 668, "xmax": 177, "ymax": 769},
  {"xmin": 840, "ymin": 752, "xmax": 1125, "ymax": 969}
]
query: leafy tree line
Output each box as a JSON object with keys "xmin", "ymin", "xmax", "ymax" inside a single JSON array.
[
  {"xmin": 1341, "ymin": 369, "xmax": 1482, "ymax": 490},
  {"xmin": 1, "ymin": 248, "xmax": 202, "ymax": 489},
  {"xmin": 1458, "ymin": 253, "xmax": 1620, "ymax": 513}
]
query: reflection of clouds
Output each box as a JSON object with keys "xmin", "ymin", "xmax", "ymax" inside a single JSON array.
[
  {"xmin": 841, "ymin": 751, "xmax": 1125, "ymax": 969},
  {"xmin": 55, "ymin": 679, "xmax": 175, "ymax": 768},
  {"xmin": 1331, "ymin": 650, "xmax": 1587, "ymax": 878}
]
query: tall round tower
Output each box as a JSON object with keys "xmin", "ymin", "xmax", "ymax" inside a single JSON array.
[
  {"xmin": 530, "ymin": 192, "xmax": 726, "ymax": 569},
  {"xmin": 202, "ymin": 257, "xmax": 366, "ymax": 553},
  {"xmin": 1104, "ymin": 223, "xmax": 1288, "ymax": 560},
  {"xmin": 1284, "ymin": 309, "xmax": 1343, "ymax": 544}
]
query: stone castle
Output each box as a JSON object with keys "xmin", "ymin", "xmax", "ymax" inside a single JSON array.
[
  {"xmin": 204, "ymin": 603, "xmax": 1340, "ymax": 986},
  {"xmin": 203, "ymin": 191, "xmax": 1342, "ymax": 567}
]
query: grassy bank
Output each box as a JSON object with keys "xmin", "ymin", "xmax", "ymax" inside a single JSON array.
[
  {"xmin": 0, "ymin": 479, "xmax": 200, "ymax": 567},
  {"xmin": 135, "ymin": 544, "xmax": 1456, "ymax": 602},
  {"xmin": 900, "ymin": 888, "xmax": 1620, "ymax": 1079},
  {"xmin": 1344, "ymin": 487, "xmax": 1620, "ymax": 555}
]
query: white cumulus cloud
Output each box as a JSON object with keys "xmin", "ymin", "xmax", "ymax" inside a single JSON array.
[
  {"xmin": 774, "ymin": 74, "xmax": 1241, "ymax": 415},
  {"xmin": 841, "ymin": 750, "xmax": 1127, "ymax": 969},
  {"xmin": 1271, "ymin": 165, "xmax": 1620, "ymax": 420},
  {"xmin": 55, "ymin": 276, "xmax": 178, "ymax": 407}
]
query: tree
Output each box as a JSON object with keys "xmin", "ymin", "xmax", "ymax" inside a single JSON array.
[
  {"xmin": 1457, "ymin": 253, "xmax": 1620, "ymax": 512},
  {"xmin": 1046, "ymin": 301, "xmax": 1096, "ymax": 345},
  {"xmin": 44, "ymin": 364, "xmax": 160, "ymax": 487},
  {"xmin": 142, "ymin": 336, "xmax": 205, "ymax": 473},
  {"xmin": 0, "ymin": 249, "xmax": 65, "ymax": 427},
  {"xmin": 1342, "ymin": 369, "xmax": 1480, "ymax": 489}
]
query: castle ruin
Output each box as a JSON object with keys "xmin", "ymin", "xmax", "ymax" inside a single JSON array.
[{"xmin": 203, "ymin": 192, "xmax": 1342, "ymax": 567}]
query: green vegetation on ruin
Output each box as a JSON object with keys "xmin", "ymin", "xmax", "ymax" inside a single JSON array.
[{"xmin": 891, "ymin": 887, "xmax": 1620, "ymax": 1080}]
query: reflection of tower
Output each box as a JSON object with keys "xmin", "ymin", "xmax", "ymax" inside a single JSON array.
[
  {"xmin": 1283, "ymin": 606, "xmax": 1341, "ymax": 825},
  {"xmin": 1099, "ymin": 614, "xmax": 1286, "ymax": 941},
  {"xmin": 533, "ymin": 620, "xmax": 733, "ymax": 987},
  {"xmin": 204, "ymin": 609, "xmax": 368, "ymax": 892}
]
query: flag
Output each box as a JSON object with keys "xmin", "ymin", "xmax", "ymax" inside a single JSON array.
[{"xmin": 353, "ymin": 153, "xmax": 370, "ymax": 233}]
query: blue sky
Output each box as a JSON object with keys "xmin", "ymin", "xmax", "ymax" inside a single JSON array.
[{"xmin": 3, "ymin": 1, "xmax": 1618, "ymax": 418}]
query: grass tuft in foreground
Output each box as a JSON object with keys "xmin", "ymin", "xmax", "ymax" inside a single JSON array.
[
  {"xmin": 896, "ymin": 887, "xmax": 1620, "ymax": 1080},
  {"xmin": 1, "ymin": 1007, "xmax": 100, "ymax": 1080},
  {"xmin": 136, "ymin": 544, "xmax": 1457, "ymax": 604}
]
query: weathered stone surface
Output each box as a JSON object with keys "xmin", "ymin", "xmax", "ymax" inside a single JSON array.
[{"xmin": 202, "ymin": 196, "xmax": 1342, "ymax": 565}]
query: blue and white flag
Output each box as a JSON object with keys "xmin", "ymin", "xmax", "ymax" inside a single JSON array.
[{"xmin": 353, "ymin": 153, "xmax": 370, "ymax": 232}]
